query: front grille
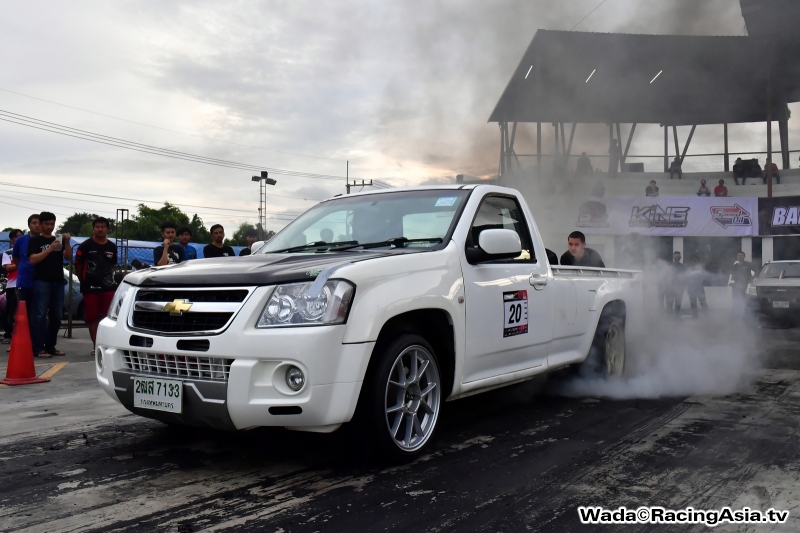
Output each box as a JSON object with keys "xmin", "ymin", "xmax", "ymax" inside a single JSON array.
[
  {"xmin": 122, "ymin": 350, "xmax": 232, "ymax": 381},
  {"xmin": 131, "ymin": 311, "xmax": 232, "ymax": 333},
  {"xmin": 758, "ymin": 287, "xmax": 800, "ymax": 300},
  {"xmin": 136, "ymin": 289, "xmax": 248, "ymax": 303}
]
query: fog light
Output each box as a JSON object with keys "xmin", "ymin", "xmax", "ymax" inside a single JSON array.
[
  {"xmin": 96, "ymin": 348, "xmax": 104, "ymax": 372},
  {"xmin": 285, "ymin": 366, "xmax": 305, "ymax": 391}
]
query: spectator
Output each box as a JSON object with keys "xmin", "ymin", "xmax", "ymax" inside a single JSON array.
[
  {"xmin": 320, "ymin": 228, "xmax": 334, "ymax": 242},
  {"xmin": 75, "ymin": 217, "xmax": 118, "ymax": 354},
  {"xmin": 645, "ymin": 180, "xmax": 659, "ymax": 197},
  {"xmin": 12, "ymin": 214, "xmax": 40, "ymax": 329},
  {"xmin": 729, "ymin": 251, "xmax": 755, "ymax": 319},
  {"xmin": 576, "ymin": 152, "xmax": 593, "ymax": 174},
  {"xmin": 668, "ymin": 157, "xmax": 682, "ymax": 179},
  {"xmin": 732, "ymin": 157, "xmax": 744, "ymax": 185},
  {"xmin": 685, "ymin": 255, "xmax": 708, "ymax": 319},
  {"xmin": 239, "ymin": 228, "xmax": 260, "ymax": 256},
  {"xmin": 696, "ymin": 179, "xmax": 710, "ymax": 197},
  {"xmin": 591, "ymin": 180, "xmax": 605, "ymax": 197},
  {"xmin": 714, "ymin": 179, "xmax": 728, "ymax": 197},
  {"xmin": 153, "ymin": 221, "xmax": 185, "ymax": 266},
  {"xmin": 176, "ymin": 226, "xmax": 198, "ymax": 260},
  {"xmin": 559, "ymin": 231, "xmax": 605, "ymax": 268},
  {"xmin": 27, "ymin": 212, "xmax": 71, "ymax": 358},
  {"xmin": 608, "ymin": 140, "xmax": 621, "ymax": 178},
  {"xmin": 763, "ymin": 158, "xmax": 781, "ymax": 185},
  {"xmin": 667, "ymin": 251, "xmax": 684, "ymax": 315},
  {"xmin": 203, "ymin": 224, "xmax": 236, "ymax": 258},
  {"xmin": 2, "ymin": 229, "xmax": 23, "ymax": 344}
]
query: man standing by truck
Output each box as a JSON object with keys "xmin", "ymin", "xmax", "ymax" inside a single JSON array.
[
  {"xmin": 153, "ymin": 221, "xmax": 185, "ymax": 266},
  {"xmin": 729, "ymin": 251, "xmax": 754, "ymax": 319},
  {"xmin": 176, "ymin": 226, "xmax": 198, "ymax": 260},
  {"xmin": 75, "ymin": 217, "xmax": 118, "ymax": 353},
  {"xmin": 27, "ymin": 212, "xmax": 71, "ymax": 358},
  {"xmin": 560, "ymin": 231, "xmax": 605, "ymax": 268},
  {"xmin": 203, "ymin": 224, "xmax": 236, "ymax": 258}
]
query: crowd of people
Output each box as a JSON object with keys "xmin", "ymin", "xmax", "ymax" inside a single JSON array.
[
  {"xmin": 557, "ymin": 232, "xmax": 757, "ymax": 320},
  {"xmin": 2, "ymin": 215, "xmax": 263, "ymax": 359}
]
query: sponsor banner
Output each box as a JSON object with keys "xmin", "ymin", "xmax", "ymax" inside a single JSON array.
[
  {"xmin": 575, "ymin": 197, "xmax": 758, "ymax": 236},
  {"xmin": 758, "ymin": 195, "xmax": 800, "ymax": 235}
]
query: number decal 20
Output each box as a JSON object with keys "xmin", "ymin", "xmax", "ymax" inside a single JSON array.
[{"xmin": 507, "ymin": 303, "xmax": 523, "ymax": 324}]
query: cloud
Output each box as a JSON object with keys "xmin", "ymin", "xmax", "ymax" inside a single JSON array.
[{"xmin": 0, "ymin": 0, "xmax": 766, "ymax": 236}]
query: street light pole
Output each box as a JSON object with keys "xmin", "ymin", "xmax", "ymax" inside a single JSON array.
[{"xmin": 251, "ymin": 171, "xmax": 277, "ymax": 240}]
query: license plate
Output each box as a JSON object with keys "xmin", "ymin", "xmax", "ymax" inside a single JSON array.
[
  {"xmin": 133, "ymin": 376, "xmax": 183, "ymax": 413},
  {"xmin": 773, "ymin": 301, "xmax": 790, "ymax": 309}
]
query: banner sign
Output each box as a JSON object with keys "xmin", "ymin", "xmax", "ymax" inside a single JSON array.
[
  {"xmin": 758, "ymin": 195, "xmax": 800, "ymax": 235},
  {"xmin": 574, "ymin": 196, "xmax": 759, "ymax": 236}
]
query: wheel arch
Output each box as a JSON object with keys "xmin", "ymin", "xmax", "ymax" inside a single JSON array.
[{"xmin": 364, "ymin": 308, "xmax": 456, "ymax": 399}]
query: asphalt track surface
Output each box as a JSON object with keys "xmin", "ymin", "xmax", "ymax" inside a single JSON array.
[{"xmin": 1, "ymin": 316, "xmax": 799, "ymax": 532}]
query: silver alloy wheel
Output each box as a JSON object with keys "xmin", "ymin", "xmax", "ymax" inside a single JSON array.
[
  {"xmin": 384, "ymin": 345, "xmax": 441, "ymax": 452},
  {"xmin": 604, "ymin": 322, "xmax": 625, "ymax": 377}
]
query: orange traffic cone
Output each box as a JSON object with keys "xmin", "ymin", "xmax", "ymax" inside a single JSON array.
[{"xmin": 0, "ymin": 300, "xmax": 50, "ymax": 386}]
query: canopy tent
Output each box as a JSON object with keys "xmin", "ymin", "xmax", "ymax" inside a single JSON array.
[
  {"xmin": 489, "ymin": 28, "xmax": 800, "ymax": 176},
  {"xmin": 489, "ymin": 30, "xmax": 791, "ymax": 126}
]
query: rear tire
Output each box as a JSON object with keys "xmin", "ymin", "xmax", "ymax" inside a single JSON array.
[
  {"xmin": 579, "ymin": 310, "xmax": 625, "ymax": 378},
  {"xmin": 358, "ymin": 334, "xmax": 442, "ymax": 462}
]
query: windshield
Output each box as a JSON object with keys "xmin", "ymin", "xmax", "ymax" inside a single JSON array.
[
  {"xmin": 760, "ymin": 262, "xmax": 800, "ymax": 279},
  {"xmin": 261, "ymin": 189, "xmax": 470, "ymax": 253}
]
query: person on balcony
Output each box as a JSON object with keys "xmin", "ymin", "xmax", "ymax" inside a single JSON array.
[
  {"xmin": 714, "ymin": 179, "xmax": 728, "ymax": 197},
  {"xmin": 763, "ymin": 158, "xmax": 781, "ymax": 185},
  {"xmin": 576, "ymin": 152, "xmax": 593, "ymax": 175},
  {"xmin": 696, "ymin": 179, "xmax": 711, "ymax": 197},
  {"xmin": 645, "ymin": 180, "xmax": 659, "ymax": 197},
  {"xmin": 732, "ymin": 158, "xmax": 744, "ymax": 185},
  {"xmin": 668, "ymin": 157, "xmax": 682, "ymax": 179}
]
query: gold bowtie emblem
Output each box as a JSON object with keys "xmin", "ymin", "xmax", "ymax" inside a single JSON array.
[{"xmin": 163, "ymin": 299, "xmax": 193, "ymax": 316}]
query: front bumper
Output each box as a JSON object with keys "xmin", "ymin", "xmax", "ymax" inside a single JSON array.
[
  {"xmin": 96, "ymin": 286, "xmax": 375, "ymax": 431},
  {"xmin": 748, "ymin": 295, "xmax": 800, "ymax": 316}
]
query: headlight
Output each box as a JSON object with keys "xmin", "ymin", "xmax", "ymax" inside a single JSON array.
[
  {"xmin": 257, "ymin": 280, "xmax": 355, "ymax": 327},
  {"xmin": 746, "ymin": 284, "xmax": 757, "ymax": 296},
  {"xmin": 107, "ymin": 283, "xmax": 133, "ymax": 320}
]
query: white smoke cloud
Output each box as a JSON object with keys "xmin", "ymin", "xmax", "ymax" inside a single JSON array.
[{"xmin": 557, "ymin": 305, "xmax": 759, "ymax": 400}]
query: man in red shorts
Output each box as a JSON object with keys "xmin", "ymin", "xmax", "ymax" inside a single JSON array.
[{"xmin": 75, "ymin": 217, "xmax": 118, "ymax": 354}]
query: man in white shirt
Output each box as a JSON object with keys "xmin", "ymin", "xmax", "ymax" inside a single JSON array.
[{"xmin": 2, "ymin": 229, "xmax": 23, "ymax": 344}]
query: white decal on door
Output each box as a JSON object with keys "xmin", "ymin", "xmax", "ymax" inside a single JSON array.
[{"xmin": 503, "ymin": 290, "xmax": 528, "ymax": 337}]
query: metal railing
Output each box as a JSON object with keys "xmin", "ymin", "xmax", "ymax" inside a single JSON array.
[{"xmin": 514, "ymin": 150, "xmax": 800, "ymax": 174}]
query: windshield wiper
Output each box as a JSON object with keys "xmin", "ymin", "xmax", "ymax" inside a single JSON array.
[
  {"xmin": 264, "ymin": 240, "xmax": 359, "ymax": 254},
  {"xmin": 330, "ymin": 237, "xmax": 443, "ymax": 251}
]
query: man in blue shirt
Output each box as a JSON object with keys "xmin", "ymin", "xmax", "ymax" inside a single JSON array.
[
  {"xmin": 12, "ymin": 214, "xmax": 40, "ymax": 325},
  {"xmin": 177, "ymin": 226, "xmax": 198, "ymax": 260}
]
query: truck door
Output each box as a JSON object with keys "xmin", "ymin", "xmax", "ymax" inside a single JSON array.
[{"xmin": 460, "ymin": 194, "xmax": 553, "ymax": 384}]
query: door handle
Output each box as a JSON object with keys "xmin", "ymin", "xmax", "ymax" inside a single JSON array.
[{"xmin": 529, "ymin": 273, "xmax": 548, "ymax": 290}]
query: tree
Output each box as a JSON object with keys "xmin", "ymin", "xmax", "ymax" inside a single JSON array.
[
  {"xmin": 228, "ymin": 222, "xmax": 275, "ymax": 246},
  {"xmin": 57, "ymin": 212, "xmax": 115, "ymax": 236},
  {"xmin": 123, "ymin": 203, "xmax": 211, "ymax": 243}
]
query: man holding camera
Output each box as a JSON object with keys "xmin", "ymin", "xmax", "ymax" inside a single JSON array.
[{"xmin": 27, "ymin": 211, "xmax": 71, "ymax": 358}]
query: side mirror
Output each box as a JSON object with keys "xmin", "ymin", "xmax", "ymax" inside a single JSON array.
[
  {"xmin": 466, "ymin": 229, "xmax": 522, "ymax": 264},
  {"xmin": 251, "ymin": 241, "xmax": 266, "ymax": 254}
]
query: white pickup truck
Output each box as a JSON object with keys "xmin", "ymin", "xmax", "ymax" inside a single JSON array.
[{"xmin": 96, "ymin": 185, "xmax": 641, "ymax": 459}]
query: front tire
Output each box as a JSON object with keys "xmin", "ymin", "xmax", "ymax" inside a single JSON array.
[{"xmin": 360, "ymin": 334, "xmax": 442, "ymax": 462}]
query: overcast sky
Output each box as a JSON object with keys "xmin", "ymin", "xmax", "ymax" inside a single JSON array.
[{"xmin": 0, "ymin": 0, "xmax": 787, "ymax": 236}]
